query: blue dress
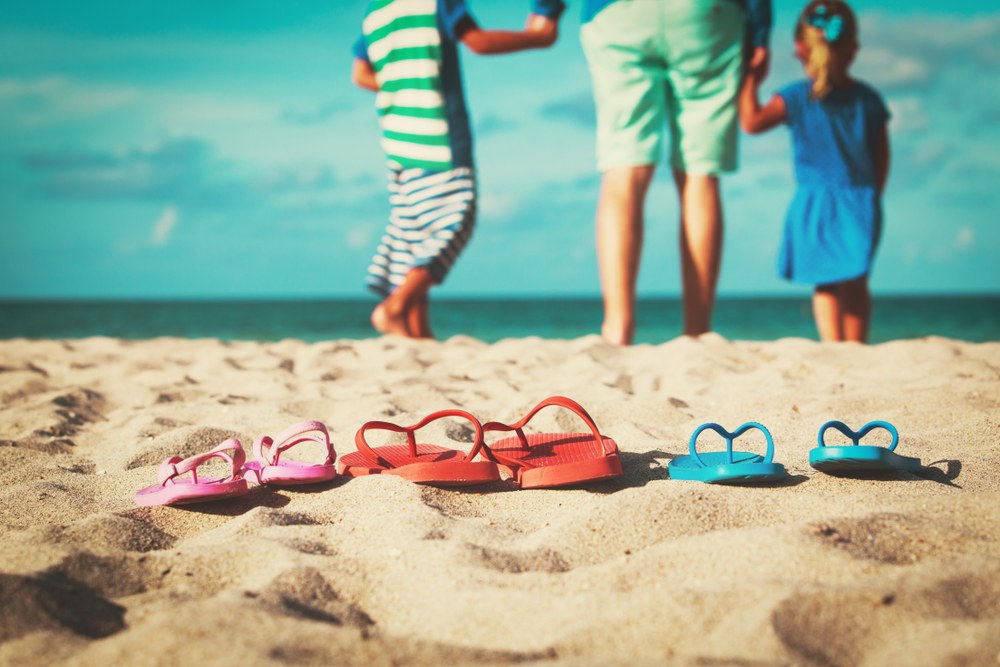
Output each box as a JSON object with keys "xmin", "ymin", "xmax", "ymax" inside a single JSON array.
[{"xmin": 777, "ymin": 80, "xmax": 890, "ymax": 285}]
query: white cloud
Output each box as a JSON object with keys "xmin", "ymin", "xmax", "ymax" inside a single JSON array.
[
  {"xmin": 152, "ymin": 205, "xmax": 178, "ymax": 245},
  {"xmin": 888, "ymin": 98, "xmax": 930, "ymax": 133},
  {"xmin": 0, "ymin": 76, "xmax": 65, "ymax": 97},
  {"xmin": 853, "ymin": 11, "xmax": 1000, "ymax": 93},
  {"xmin": 0, "ymin": 76, "xmax": 139, "ymax": 127},
  {"xmin": 346, "ymin": 225, "xmax": 372, "ymax": 250},
  {"xmin": 856, "ymin": 49, "xmax": 930, "ymax": 89}
]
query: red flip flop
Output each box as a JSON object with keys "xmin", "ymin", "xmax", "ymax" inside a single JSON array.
[
  {"xmin": 337, "ymin": 409, "xmax": 500, "ymax": 487},
  {"xmin": 482, "ymin": 396, "xmax": 623, "ymax": 489}
]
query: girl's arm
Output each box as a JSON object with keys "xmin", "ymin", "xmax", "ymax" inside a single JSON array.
[
  {"xmin": 457, "ymin": 15, "xmax": 558, "ymax": 55},
  {"xmin": 352, "ymin": 58, "xmax": 379, "ymax": 92},
  {"xmin": 873, "ymin": 125, "xmax": 890, "ymax": 196},
  {"xmin": 739, "ymin": 50, "xmax": 786, "ymax": 134}
]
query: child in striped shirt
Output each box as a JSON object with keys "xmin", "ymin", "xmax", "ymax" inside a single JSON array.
[{"xmin": 353, "ymin": 0, "xmax": 563, "ymax": 339}]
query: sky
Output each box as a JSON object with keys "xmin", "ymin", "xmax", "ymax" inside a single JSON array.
[{"xmin": 1, "ymin": 0, "xmax": 998, "ymax": 299}]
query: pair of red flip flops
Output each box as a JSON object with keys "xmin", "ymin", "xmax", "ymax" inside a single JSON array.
[
  {"xmin": 134, "ymin": 421, "xmax": 337, "ymax": 507},
  {"xmin": 337, "ymin": 396, "xmax": 623, "ymax": 489}
]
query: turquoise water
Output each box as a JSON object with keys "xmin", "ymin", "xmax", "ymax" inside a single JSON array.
[{"xmin": 1, "ymin": 297, "xmax": 998, "ymax": 343}]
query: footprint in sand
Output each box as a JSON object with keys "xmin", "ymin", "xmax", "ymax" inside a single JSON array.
[{"xmin": 0, "ymin": 572, "xmax": 126, "ymax": 642}]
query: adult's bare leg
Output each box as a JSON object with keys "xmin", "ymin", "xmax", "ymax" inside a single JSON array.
[
  {"xmin": 371, "ymin": 267, "xmax": 436, "ymax": 338},
  {"xmin": 813, "ymin": 283, "xmax": 843, "ymax": 342},
  {"xmin": 674, "ymin": 171, "xmax": 724, "ymax": 337},
  {"xmin": 839, "ymin": 277, "xmax": 871, "ymax": 343},
  {"xmin": 596, "ymin": 165, "xmax": 655, "ymax": 345}
]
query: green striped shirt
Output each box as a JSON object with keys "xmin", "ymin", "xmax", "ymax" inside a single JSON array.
[{"xmin": 363, "ymin": 0, "xmax": 453, "ymax": 171}]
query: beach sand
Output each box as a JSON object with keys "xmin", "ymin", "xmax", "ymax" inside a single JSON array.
[{"xmin": 1, "ymin": 333, "xmax": 999, "ymax": 666}]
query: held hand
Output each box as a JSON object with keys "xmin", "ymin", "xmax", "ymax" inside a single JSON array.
[
  {"xmin": 525, "ymin": 14, "xmax": 558, "ymax": 47},
  {"xmin": 748, "ymin": 47, "xmax": 770, "ymax": 82}
]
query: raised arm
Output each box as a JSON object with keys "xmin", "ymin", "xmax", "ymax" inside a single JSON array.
[
  {"xmin": 352, "ymin": 58, "xmax": 378, "ymax": 92},
  {"xmin": 739, "ymin": 49, "xmax": 786, "ymax": 134},
  {"xmin": 457, "ymin": 15, "xmax": 558, "ymax": 55},
  {"xmin": 873, "ymin": 125, "xmax": 890, "ymax": 196}
]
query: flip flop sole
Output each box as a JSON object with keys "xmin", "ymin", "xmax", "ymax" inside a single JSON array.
[
  {"xmin": 510, "ymin": 455, "xmax": 623, "ymax": 489},
  {"xmin": 257, "ymin": 463, "xmax": 338, "ymax": 485},
  {"xmin": 134, "ymin": 478, "xmax": 248, "ymax": 507},
  {"xmin": 337, "ymin": 448, "xmax": 499, "ymax": 487},
  {"xmin": 488, "ymin": 432, "xmax": 623, "ymax": 489},
  {"xmin": 669, "ymin": 452, "xmax": 788, "ymax": 485},
  {"xmin": 809, "ymin": 446, "xmax": 921, "ymax": 472}
]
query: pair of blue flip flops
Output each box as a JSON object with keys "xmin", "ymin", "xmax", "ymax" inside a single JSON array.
[{"xmin": 668, "ymin": 420, "xmax": 921, "ymax": 485}]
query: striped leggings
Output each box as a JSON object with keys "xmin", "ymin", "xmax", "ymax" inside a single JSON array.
[{"xmin": 366, "ymin": 165, "xmax": 476, "ymax": 298}]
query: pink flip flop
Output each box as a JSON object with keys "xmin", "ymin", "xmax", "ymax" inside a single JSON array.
[
  {"xmin": 241, "ymin": 420, "xmax": 338, "ymax": 486},
  {"xmin": 337, "ymin": 409, "xmax": 500, "ymax": 487},
  {"xmin": 135, "ymin": 439, "xmax": 249, "ymax": 506}
]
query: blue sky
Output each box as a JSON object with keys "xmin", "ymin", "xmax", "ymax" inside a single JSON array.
[{"xmin": 1, "ymin": 0, "xmax": 997, "ymax": 298}]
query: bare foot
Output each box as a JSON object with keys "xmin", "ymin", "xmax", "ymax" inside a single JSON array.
[
  {"xmin": 407, "ymin": 301, "xmax": 434, "ymax": 339},
  {"xmin": 372, "ymin": 302, "xmax": 411, "ymax": 337},
  {"xmin": 601, "ymin": 321, "xmax": 633, "ymax": 346}
]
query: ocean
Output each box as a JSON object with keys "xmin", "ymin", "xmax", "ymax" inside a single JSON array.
[{"xmin": 1, "ymin": 296, "xmax": 998, "ymax": 344}]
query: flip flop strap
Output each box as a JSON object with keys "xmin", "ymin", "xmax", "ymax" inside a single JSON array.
[
  {"xmin": 254, "ymin": 420, "xmax": 336, "ymax": 467},
  {"xmin": 158, "ymin": 439, "xmax": 246, "ymax": 486},
  {"xmin": 481, "ymin": 396, "xmax": 614, "ymax": 469},
  {"xmin": 818, "ymin": 420, "xmax": 898, "ymax": 450},
  {"xmin": 688, "ymin": 422, "xmax": 774, "ymax": 468},
  {"xmin": 354, "ymin": 409, "xmax": 486, "ymax": 469}
]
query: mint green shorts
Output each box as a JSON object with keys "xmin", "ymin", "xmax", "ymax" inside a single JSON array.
[{"xmin": 581, "ymin": 0, "xmax": 744, "ymax": 175}]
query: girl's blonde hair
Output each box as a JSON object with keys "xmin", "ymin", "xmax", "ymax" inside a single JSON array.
[{"xmin": 795, "ymin": 0, "xmax": 858, "ymax": 99}]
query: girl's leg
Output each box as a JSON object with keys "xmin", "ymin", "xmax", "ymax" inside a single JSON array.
[
  {"xmin": 371, "ymin": 267, "xmax": 436, "ymax": 338},
  {"xmin": 675, "ymin": 171, "xmax": 724, "ymax": 337},
  {"xmin": 813, "ymin": 283, "xmax": 843, "ymax": 341},
  {"xmin": 840, "ymin": 276, "xmax": 871, "ymax": 343}
]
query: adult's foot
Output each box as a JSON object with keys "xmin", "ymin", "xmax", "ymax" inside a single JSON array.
[
  {"xmin": 371, "ymin": 302, "xmax": 411, "ymax": 337},
  {"xmin": 601, "ymin": 320, "xmax": 634, "ymax": 346}
]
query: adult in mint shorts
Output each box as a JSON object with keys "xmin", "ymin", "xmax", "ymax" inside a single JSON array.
[{"xmin": 575, "ymin": 0, "xmax": 772, "ymax": 344}]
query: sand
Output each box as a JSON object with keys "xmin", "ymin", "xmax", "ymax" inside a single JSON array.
[{"xmin": 1, "ymin": 333, "xmax": 999, "ymax": 666}]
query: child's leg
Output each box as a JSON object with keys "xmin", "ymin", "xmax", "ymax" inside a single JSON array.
[
  {"xmin": 407, "ymin": 298, "xmax": 433, "ymax": 339},
  {"xmin": 813, "ymin": 283, "xmax": 843, "ymax": 341},
  {"xmin": 372, "ymin": 267, "xmax": 436, "ymax": 338},
  {"xmin": 839, "ymin": 276, "xmax": 871, "ymax": 343}
]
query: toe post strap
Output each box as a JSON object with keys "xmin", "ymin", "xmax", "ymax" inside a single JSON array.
[
  {"xmin": 482, "ymin": 396, "xmax": 616, "ymax": 462},
  {"xmin": 158, "ymin": 438, "xmax": 247, "ymax": 486},
  {"xmin": 255, "ymin": 420, "xmax": 336, "ymax": 467},
  {"xmin": 354, "ymin": 409, "xmax": 486, "ymax": 468},
  {"xmin": 818, "ymin": 420, "xmax": 899, "ymax": 450},
  {"xmin": 688, "ymin": 422, "xmax": 774, "ymax": 468}
]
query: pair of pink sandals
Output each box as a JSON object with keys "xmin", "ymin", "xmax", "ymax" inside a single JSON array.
[{"xmin": 134, "ymin": 421, "xmax": 337, "ymax": 507}]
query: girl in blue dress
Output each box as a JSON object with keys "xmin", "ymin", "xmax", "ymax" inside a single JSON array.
[{"xmin": 739, "ymin": 0, "xmax": 890, "ymax": 343}]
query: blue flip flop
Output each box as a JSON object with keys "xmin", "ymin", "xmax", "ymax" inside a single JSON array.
[
  {"xmin": 810, "ymin": 421, "xmax": 921, "ymax": 473},
  {"xmin": 668, "ymin": 422, "xmax": 787, "ymax": 484}
]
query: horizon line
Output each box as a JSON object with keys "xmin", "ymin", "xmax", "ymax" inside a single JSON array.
[{"xmin": 2, "ymin": 291, "xmax": 1000, "ymax": 303}]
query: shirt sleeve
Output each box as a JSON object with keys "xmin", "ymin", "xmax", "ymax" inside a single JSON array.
[
  {"xmin": 744, "ymin": 0, "xmax": 773, "ymax": 50},
  {"xmin": 438, "ymin": 0, "xmax": 475, "ymax": 41},
  {"xmin": 531, "ymin": 0, "xmax": 567, "ymax": 19},
  {"xmin": 777, "ymin": 82, "xmax": 803, "ymax": 126},
  {"xmin": 868, "ymin": 86, "xmax": 891, "ymax": 127},
  {"xmin": 352, "ymin": 35, "xmax": 370, "ymax": 62}
]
